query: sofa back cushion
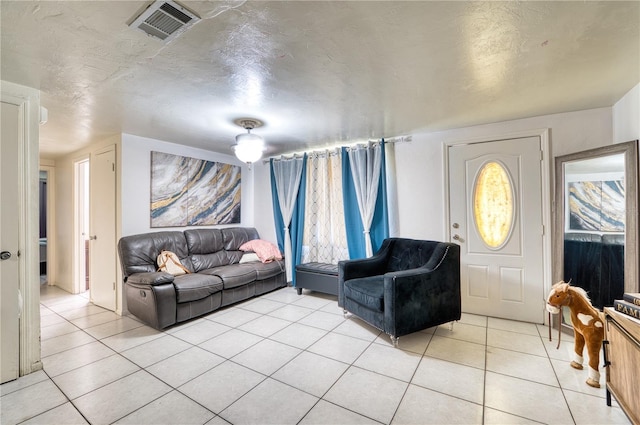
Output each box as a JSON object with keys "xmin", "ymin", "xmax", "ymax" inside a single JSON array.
[
  {"xmin": 386, "ymin": 238, "xmax": 441, "ymax": 272},
  {"xmin": 222, "ymin": 227, "xmax": 260, "ymax": 265},
  {"xmin": 222, "ymin": 227, "xmax": 260, "ymax": 250},
  {"xmin": 118, "ymin": 231, "xmax": 190, "ymax": 277},
  {"xmin": 184, "ymin": 228, "xmax": 228, "ymax": 272}
]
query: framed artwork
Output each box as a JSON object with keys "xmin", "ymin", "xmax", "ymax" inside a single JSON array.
[
  {"xmin": 567, "ymin": 179, "xmax": 624, "ymax": 232},
  {"xmin": 150, "ymin": 151, "xmax": 241, "ymax": 227}
]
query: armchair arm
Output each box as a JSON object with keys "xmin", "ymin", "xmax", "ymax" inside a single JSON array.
[
  {"xmin": 126, "ymin": 271, "xmax": 174, "ymax": 286},
  {"xmin": 338, "ymin": 239, "xmax": 394, "ymax": 307},
  {"xmin": 339, "ymin": 255, "xmax": 387, "ymax": 281},
  {"xmin": 383, "ymin": 244, "xmax": 461, "ymax": 337}
]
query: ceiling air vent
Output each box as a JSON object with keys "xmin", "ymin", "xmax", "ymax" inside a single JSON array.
[{"xmin": 129, "ymin": 0, "xmax": 200, "ymax": 42}]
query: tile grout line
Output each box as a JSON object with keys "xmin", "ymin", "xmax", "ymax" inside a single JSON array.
[{"xmin": 10, "ymin": 287, "xmax": 627, "ymax": 425}]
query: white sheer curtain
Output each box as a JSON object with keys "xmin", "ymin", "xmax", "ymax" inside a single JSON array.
[
  {"xmin": 302, "ymin": 150, "xmax": 349, "ymax": 264},
  {"xmin": 348, "ymin": 143, "xmax": 383, "ymax": 257},
  {"xmin": 272, "ymin": 156, "xmax": 304, "ymax": 281}
]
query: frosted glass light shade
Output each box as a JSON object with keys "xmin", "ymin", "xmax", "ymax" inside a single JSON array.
[{"xmin": 233, "ymin": 132, "xmax": 265, "ymax": 164}]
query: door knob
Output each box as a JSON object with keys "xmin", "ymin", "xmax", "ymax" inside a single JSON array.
[{"xmin": 1, "ymin": 251, "xmax": 11, "ymax": 260}]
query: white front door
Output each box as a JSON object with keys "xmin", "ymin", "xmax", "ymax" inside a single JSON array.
[
  {"xmin": 89, "ymin": 146, "xmax": 117, "ymax": 311},
  {"xmin": 1, "ymin": 101, "xmax": 20, "ymax": 383},
  {"xmin": 448, "ymin": 137, "xmax": 544, "ymax": 323}
]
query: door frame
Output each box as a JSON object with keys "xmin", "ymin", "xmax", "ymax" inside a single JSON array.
[
  {"xmin": 1, "ymin": 81, "xmax": 42, "ymax": 376},
  {"xmin": 39, "ymin": 162, "xmax": 56, "ymax": 286},
  {"xmin": 443, "ymin": 128, "xmax": 552, "ymax": 322},
  {"xmin": 73, "ymin": 156, "xmax": 90, "ymax": 294}
]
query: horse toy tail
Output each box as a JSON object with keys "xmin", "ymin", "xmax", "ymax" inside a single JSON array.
[
  {"xmin": 547, "ymin": 307, "xmax": 562, "ymax": 350},
  {"xmin": 546, "ymin": 281, "xmax": 604, "ymax": 388}
]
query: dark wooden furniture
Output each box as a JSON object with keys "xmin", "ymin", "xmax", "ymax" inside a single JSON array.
[
  {"xmin": 295, "ymin": 262, "xmax": 338, "ymax": 296},
  {"xmin": 604, "ymin": 307, "xmax": 640, "ymax": 425}
]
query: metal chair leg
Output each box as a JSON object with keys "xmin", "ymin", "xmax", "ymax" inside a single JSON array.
[
  {"xmin": 390, "ymin": 335, "xmax": 399, "ymax": 347},
  {"xmin": 448, "ymin": 321, "xmax": 454, "ymax": 331}
]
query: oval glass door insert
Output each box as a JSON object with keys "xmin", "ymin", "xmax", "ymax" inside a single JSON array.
[{"xmin": 473, "ymin": 161, "xmax": 514, "ymax": 248}]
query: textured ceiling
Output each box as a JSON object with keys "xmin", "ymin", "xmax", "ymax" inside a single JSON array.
[{"xmin": 1, "ymin": 1, "xmax": 639, "ymax": 159}]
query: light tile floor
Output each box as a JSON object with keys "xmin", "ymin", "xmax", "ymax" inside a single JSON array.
[{"xmin": 0, "ymin": 285, "xmax": 633, "ymax": 425}]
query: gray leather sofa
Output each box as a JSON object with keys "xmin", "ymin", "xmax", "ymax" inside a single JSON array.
[{"xmin": 118, "ymin": 227, "xmax": 286, "ymax": 329}]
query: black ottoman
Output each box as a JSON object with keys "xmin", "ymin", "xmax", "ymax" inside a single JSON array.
[{"xmin": 295, "ymin": 262, "xmax": 339, "ymax": 296}]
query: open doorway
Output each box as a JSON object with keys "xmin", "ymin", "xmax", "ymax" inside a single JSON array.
[
  {"xmin": 74, "ymin": 158, "xmax": 90, "ymax": 295},
  {"xmin": 39, "ymin": 170, "xmax": 48, "ymax": 285}
]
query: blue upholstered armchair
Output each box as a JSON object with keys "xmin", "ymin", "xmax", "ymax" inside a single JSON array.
[{"xmin": 338, "ymin": 238, "xmax": 461, "ymax": 346}]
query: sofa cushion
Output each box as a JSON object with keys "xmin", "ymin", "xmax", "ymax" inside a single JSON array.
[
  {"xmin": 199, "ymin": 264, "xmax": 257, "ymax": 289},
  {"xmin": 252, "ymin": 259, "xmax": 286, "ymax": 280},
  {"xmin": 222, "ymin": 227, "xmax": 260, "ymax": 251},
  {"xmin": 184, "ymin": 229, "xmax": 224, "ymax": 253},
  {"xmin": 227, "ymin": 250, "xmax": 243, "ymax": 264},
  {"xmin": 118, "ymin": 231, "xmax": 191, "ymax": 276},
  {"xmin": 184, "ymin": 229, "xmax": 230, "ymax": 272},
  {"xmin": 173, "ymin": 274, "xmax": 223, "ymax": 303},
  {"xmin": 344, "ymin": 276, "xmax": 384, "ymax": 312},
  {"xmin": 190, "ymin": 251, "xmax": 229, "ymax": 273}
]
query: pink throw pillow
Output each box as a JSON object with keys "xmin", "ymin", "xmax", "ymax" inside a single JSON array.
[{"xmin": 239, "ymin": 239, "xmax": 283, "ymax": 263}]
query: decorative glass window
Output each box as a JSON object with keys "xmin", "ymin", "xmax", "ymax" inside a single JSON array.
[{"xmin": 473, "ymin": 161, "xmax": 514, "ymax": 248}]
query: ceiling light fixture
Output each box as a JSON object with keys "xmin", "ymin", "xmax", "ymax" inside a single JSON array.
[{"xmin": 233, "ymin": 118, "xmax": 266, "ymax": 166}]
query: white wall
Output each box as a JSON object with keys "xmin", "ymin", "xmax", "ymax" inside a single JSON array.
[
  {"xmin": 395, "ymin": 107, "xmax": 613, "ymax": 240},
  {"xmin": 613, "ymin": 83, "xmax": 640, "ymax": 143},
  {"xmin": 120, "ymin": 133, "xmax": 258, "ymax": 237},
  {"xmin": 251, "ymin": 107, "xmax": 614, "ymax": 244},
  {"xmin": 251, "ymin": 160, "xmax": 278, "ymax": 243}
]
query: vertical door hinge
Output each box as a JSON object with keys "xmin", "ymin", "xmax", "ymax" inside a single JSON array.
[
  {"xmin": 113, "ymin": 282, "xmax": 116, "ymax": 290},
  {"xmin": 112, "ymin": 163, "xmax": 115, "ymax": 172}
]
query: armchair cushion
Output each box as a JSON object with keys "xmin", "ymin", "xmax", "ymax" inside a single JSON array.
[{"xmin": 343, "ymin": 277, "xmax": 384, "ymax": 312}]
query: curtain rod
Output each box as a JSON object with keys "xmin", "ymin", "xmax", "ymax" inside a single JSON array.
[{"xmin": 263, "ymin": 135, "xmax": 412, "ymax": 163}]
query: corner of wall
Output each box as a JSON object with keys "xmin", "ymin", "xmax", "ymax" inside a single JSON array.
[{"xmin": 613, "ymin": 83, "xmax": 640, "ymax": 143}]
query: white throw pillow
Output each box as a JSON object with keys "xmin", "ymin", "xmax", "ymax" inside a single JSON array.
[{"xmin": 239, "ymin": 252, "xmax": 260, "ymax": 263}]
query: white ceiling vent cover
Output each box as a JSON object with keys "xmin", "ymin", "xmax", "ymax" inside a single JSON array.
[{"xmin": 129, "ymin": 0, "xmax": 200, "ymax": 42}]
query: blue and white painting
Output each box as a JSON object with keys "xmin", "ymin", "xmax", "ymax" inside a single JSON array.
[
  {"xmin": 151, "ymin": 151, "xmax": 241, "ymax": 227},
  {"xmin": 568, "ymin": 179, "xmax": 624, "ymax": 232}
]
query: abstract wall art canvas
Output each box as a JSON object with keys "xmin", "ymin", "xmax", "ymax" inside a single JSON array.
[
  {"xmin": 568, "ymin": 179, "xmax": 625, "ymax": 232},
  {"xmin": 150, "ymin": 151, "xmax": 241, "ymax": 227}
]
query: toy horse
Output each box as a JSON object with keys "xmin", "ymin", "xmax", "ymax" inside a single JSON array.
[{"xmin": 546, "ymin": 281, "xmax": 604, "ymax": 388}]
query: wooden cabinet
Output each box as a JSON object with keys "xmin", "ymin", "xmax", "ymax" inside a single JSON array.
[{"xmin": 604, "ymin": 307, "xmax": 640, "ymax": 425}]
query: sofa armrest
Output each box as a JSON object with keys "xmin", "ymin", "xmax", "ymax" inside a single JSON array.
[
  {"xmin": 125, "ymin": 281, "xmax": 177, "ymax": 329},
  {"xmin": 126, "ymin": 272, "xmax": 174, "ymax": 286}
]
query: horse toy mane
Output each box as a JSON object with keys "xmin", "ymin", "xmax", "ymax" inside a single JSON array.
[{"xmin": 546, "ymin": 281, "xmax": 604, "ymax": 388}]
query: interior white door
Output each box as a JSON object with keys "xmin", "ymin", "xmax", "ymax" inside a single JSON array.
[
  {"xmin": 1, "ymin": 101, "xmax": 21, "ymax": 384},
  {"xmin": 89, "ymin": 146, "xmax": 117, "ymax": 311},
  {"xmin": 448, "ymin": 137, "xmax": 544, "ymax": 323}
]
